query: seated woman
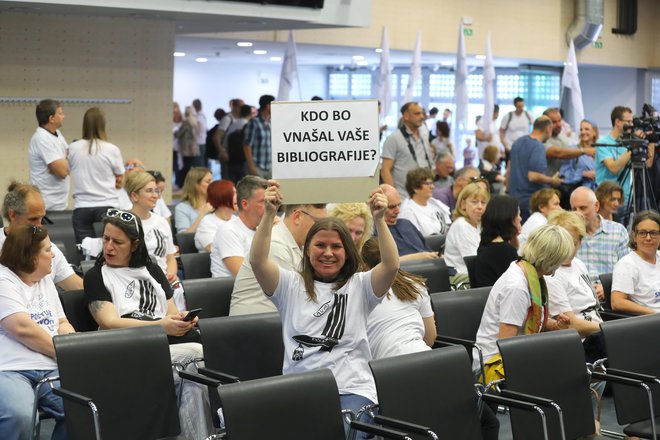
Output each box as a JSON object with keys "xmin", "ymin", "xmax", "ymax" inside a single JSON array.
[
  {"xmin": 250, "ymin": 181, "xmax": 398, "ymax": 436},
  {"xmin": 174, "ymin": 167, "xmax": 213, "ymax": 233},
  {"xmin": 479, "ymin": 145, "xmax": 505, "ymax": 192},
  {"xmin": 518, "ymin": 188, "xmax": 562, "ymax": 248},
  {"xmin": 443, "ymin": 180, "xmax": 490, "ymax": 282},
  {"xmin": 84, "ymin": 211, "xmax": 212, "ymax": 439},
  {"xmin": 363, "ymin": 237, "xmax": 436, "ymax": 359},
  {"xmin": 148, "ymin": 170, "xmax": 172, "ymax": 222},
  {"xmin": 474, "ymin": 194, "xmax": 521, "ymax": 288},
  {"xmin": 195, "ymin": 179, "xmax": 237, "ymax": 252},
  {"xmin": 475, "ymin": 224, "xmax": 574, "ymax": 382},
  {"xmin": 0, "ymin": 225, "xmax": 74, "ymax": 440},
  {"xmin": 611, "ymin": 210, "xmax": 660, "ymax": 314},
  {"xmin": 329, "ymin": 202, "xmax": 373, "ymax": 252},
  {"xmin": 546, "ymin": 210, "xmax": 605, "ymax": 362},
  {"xmin": 595, "ymin": 180, "xmax": 623, "ymax": 222},
  {"xmin": 399, "ymin": 167, "xmax": 452, "ymax": 237}
]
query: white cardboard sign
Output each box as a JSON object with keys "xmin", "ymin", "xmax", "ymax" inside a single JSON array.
[{"xmin": 271, "ymin": 99, "xmax": 380, "ymax": 180}]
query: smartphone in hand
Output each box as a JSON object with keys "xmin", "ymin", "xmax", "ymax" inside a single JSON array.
[{"xmin": 183, "ymin": 308, "xmax": 202, "ymax": 322}]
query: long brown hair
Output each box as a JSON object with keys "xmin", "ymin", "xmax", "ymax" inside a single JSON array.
[
  {"xmin": 361, "ymin": 237, "xmax": 425, "ymax": 301},
  {"xmin": 301, "ymin": 217, "xmax": 361, "ymax": 302},
  {"xmin": 82, "ymin": 107, "xmax": 108, "ymax": 154}
]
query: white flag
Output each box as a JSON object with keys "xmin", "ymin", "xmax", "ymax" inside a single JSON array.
[
  {"xmin": 377, "ymin": 27, "xmax": 392, "ymax": 119},
  {"xmin": 277, "ymin": 30, "xmax": 298, "ymax": 101},
  {"xmin": 453, "ymin": 23, "xmax": 469, "ymax": 151},
  {"xmin": 482, "ymin": 32, "xmax": 496, "ymax": 135},
  {"xmin": 561, "ymin": 39, "xmax": 584, "ymax": 130},
  {"xmin": 403, "ymin": 31, "xmax": 422, "ymax": 104}
]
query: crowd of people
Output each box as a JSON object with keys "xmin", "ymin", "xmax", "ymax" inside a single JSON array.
[{"xmin": 2, "ymin": 94, "xmax": 660, "ymax": 440}]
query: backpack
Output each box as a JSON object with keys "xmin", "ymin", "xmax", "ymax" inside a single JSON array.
[
  {"xmin": 227, "ymin": 126, "xmax": 247, "ymax": 163},
  {"xmin": 502, "ymin": 110, "xmax": 533, "ymax": 132},
  {"xmin": 205, "ymin": 124, "xmax": 220, "ymax": 161}
]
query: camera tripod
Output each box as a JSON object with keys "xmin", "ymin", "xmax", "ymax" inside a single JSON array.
[{"xmin": 619, "ymin": 157, "xmax": 657, "ymax": 226}]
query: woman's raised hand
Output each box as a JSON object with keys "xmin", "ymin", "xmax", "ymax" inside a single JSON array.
[
  {"xmin": 368, "ymin": 187, "xmax": 388, "ymax": 220},
  {"xmin": 264, "ymin": 180, "xmax": 283, "ymax": 214}
]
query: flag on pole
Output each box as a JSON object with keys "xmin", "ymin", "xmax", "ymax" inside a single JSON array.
[
  {"xmin": 482, "ymin": 32, "xmax": 496, "ymax": 136},
  {"xmin": 403, "ymin": 31, "xmax": 422, "ymax": 104},
  {"xmin": 377, "ymin": 27, "xmax": 392, "ymax": 120},
  {"xmin": 277, "ymin": 30, "xmax": 299, "ymax": 101},
  {"xmin": 453, "ymin": 23, "xmax": 469, "ymax": 152},
  {"xmin": 560, "ymin": 39, "xmax": 584, "ymax": 130}
]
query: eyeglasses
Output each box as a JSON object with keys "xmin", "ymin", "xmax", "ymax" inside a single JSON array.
[
  {"xmin": 143, "ymin": 187, "xmax": 162, "ymax": 195},
  {"xmin": 125, "ymin": 163, "xmax": 143, "ymax": 171},
  {"xmin": 106, "ymin": 208, "xmax": 140, "ymax": 234},
  {"xmin": 299, "ymin": 210, "xmax": 321, "ymax": 222},
  {"xmin": 635, "ymin": 229, "xmax": 660, "ymax": 238}
]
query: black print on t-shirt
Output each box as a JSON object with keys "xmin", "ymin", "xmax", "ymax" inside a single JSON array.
[
  {"xmin": 137, "ymin": 279, "xmax": 158, "ymax": 317},
  {"xmin": 152, "ymin": 229, "xmax": 167, "ymax": 258},
  {"xmin": 292, "ymin": 293, "xmax": 346, "ymax": 361},
  {"xmin": 124, "ymin": 280, "xmax": 135, "ymax": 299}
]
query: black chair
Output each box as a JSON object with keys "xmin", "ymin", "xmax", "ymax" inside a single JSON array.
[
  {"xmin": 430, "ymin": 287, "xmax": 491, "ymax": 380},
  {"xmin": 497, "ymin": 330, "xmax": 602, "ymax": 440},
  {"xmin": 53, "ymin": 327, "xmax": 182, "ymax": 440},
  {"xmin": 600, "ymin": 314, "xmax": 660, "ymax": 439},
  {"xmin": 59, "ymin": 289, "xmax": 97, "ymax": 332},
  {"xmin": 369, "ymin": 346, "xmax": 548, "ymax": 440},
  {"xmin": 181, "ymin": 277, "xmax": 234, "ymax": 319},
  {"xmin": 180, "ymin": 252, "xmax": 211, "ymax": 279},
  {"xmin": 400, "ymin": 259, "xmax": 451, "ymax": 294},
  {"xmin": 47, "ymin": 223, "xmax": 81, "ymax": 267},
  {"xmin": 176, "ymin": 232, "xmax": 198, "ymax": 254},
  {"xmin": 217, "ymin": 369, "xmax": 411, "ymax": 440},
  {"xmin": 44, "ymin": 210, "xmax": 74, "ymax": 225},
  {"xmin": 92, "ymin": 221, "xmax": 103, "ymax": 237},
  {"xmin": 424, "ymin": 234, "xmax": 445, "ymax": 254},
  {"xmin": 599, "ymin": 273, "xmax": 613, "ymax": 310},
  {"xmin": 463, "ymin": 255, "xmax": 478, "ymax": 288}
]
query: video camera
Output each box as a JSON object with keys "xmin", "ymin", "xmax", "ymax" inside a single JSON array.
[
  {"xmin": 620, "ymin": 103, "xmax": 660, "ymax": 164},
  {"xmin": 631, "ymin": 103, "xmax": 660, "ymax": 144}
]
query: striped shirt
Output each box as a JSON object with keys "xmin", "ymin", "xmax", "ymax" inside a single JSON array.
[
  {"xmin": 576, "ymin": 215, "xmax": 630, "ymax": 277},
  {"xmin": 244, "ymin": 114, "xmax": 271, "ymax": 171}
]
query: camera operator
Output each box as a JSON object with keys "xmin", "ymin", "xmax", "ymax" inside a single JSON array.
[{"xmin": 595, "ymin": 106, "xmax": 655, "ymax": 208}]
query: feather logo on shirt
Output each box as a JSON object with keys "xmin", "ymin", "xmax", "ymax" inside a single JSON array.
[
  {"xmin": 125, "ymin": 280, "xmax": 135, "ymax": 299},
  {"xmin": 313, "ymin": 300, "xmax": 331, "ymax": 317}
]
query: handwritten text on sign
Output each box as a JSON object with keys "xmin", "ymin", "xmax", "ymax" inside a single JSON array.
[{"xmin": 271, "ymin": 100, "xmax": 379, "ymax": 179}]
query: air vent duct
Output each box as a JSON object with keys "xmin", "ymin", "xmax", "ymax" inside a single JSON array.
[{"xmin": 566, "ymin": 0, "xmax": 604, "ymax": 50}]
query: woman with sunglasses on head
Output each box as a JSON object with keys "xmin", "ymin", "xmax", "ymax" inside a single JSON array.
[
  {"xmin": 68, "ymin": 107, "xmax": 125, "ymax": 244},
  {"xmin": 611, "ymin": 210, "xmax": 660, "ymax": 315},
  {"xmin": 84, "ymin": 210, "xmax": 212, "ymax": 439},
  {"xmin": 195, "ymin": 179, "xmax": 237, "ymax": 252},
  {"xmin": 174, "ymin": 167, "xmax": 214, "ymax": 234},
  {"xmin": 250, "ymin": 181, "xmax": 399, "ymax": 437},
  {"xmin": 0, "ymin": 225, "xmax": 74, "ymax": 440},
  {"xmin": 399, "ymin": 167, "xmax": 452, "ymax": 237}
]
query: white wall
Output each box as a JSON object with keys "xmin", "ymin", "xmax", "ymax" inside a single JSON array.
[{"xmin": 173, "ymin": 58, "xmax": 327, "ymax": 116}]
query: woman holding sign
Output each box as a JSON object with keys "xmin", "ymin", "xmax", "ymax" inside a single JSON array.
[{"xmin": 250, "ymin": 180, "xmax": 399, "ymax": 436}]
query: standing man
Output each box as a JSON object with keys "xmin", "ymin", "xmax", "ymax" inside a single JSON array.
[
  {"xmin": 381, "ymin": 102, "xmax": 433, "ymax": 198},
  {"xmin": 28, "ymin": 99, "xmax": 69, "ymax": 211},
  {"xmin": 192, "ymin": 99, "xmax": 207, "ymax": 167},
  {"xmin": 543, "ymin": 108, "xmax": 591, "ymax": 178},
  {"xmin": 475, "ymin": 104, "xmax": 501, "ymax": 160},
  {"xmin": 508, "ymin": 116, "xmax": 562, "ymax": 221},
  {"xmin": 499, "ymin": 97, "xmax": 533, "ymax": 160},
  {"xmin": 244, "ymin": 95, "xmax": 275, "ymax": 179},
  {"xmin": 215, "ymin": 98, "xmax": 244, "ymax": 176},
  {"xmin": 224, "ymin": 104, "xmax": 254, "ymax": 183}
]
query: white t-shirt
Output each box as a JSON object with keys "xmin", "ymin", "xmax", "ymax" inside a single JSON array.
[
  {"xmin": 195, "ymin": 214, "xmax": 230, "ymax": 252},
  {"xmin": 476, "ymin": 118, "xmax": 502, "ymax": 159},
  {"xmin": 500, "ymin": 111, "xmax": 533, "ymax": 148},
  {"xmin": 117, "ymin": 188, "xmax": 132, "ymax": 210},
  {"xmin": 68, "ymin": 139, "xmax": 124, "ymax": 208},
  {"xmin": 519, "ymin": 212, "xmax": 547, "ymax": 249},
  {"xmin": 271, "ymin": 268, "xmax": 382, "ymax": 403},
  {"xmin": 546, "ymin": 258, "xmax": 602, "ymax": 325},
  {"xmin": 444, "ymin": 217, "xmax": 480, "ymax": 274},
  {"xmin": 474, "ymin": 261, "xmax": 532, "ymax": 370},
  {"xmin": 367, "ymin": 284, "xmax": 433, "ymax": 360},
  {"xmin": 196, "ymin": 112, "xmax": 207, "ymax": 145},
  {"xmin": 210, "ymin": 216, "xmax": 255, "ymax": 278},
  {"xmin": 0, "ymin": 229, "xmax": 75, "ymax": 285},
  {"xmin": 398, "ymin": 198, "xmax": 452, "ymax": 237},
  {"xmin": 140, "ymin": 214, "xmax": 176, "ymax": 274},
  {"xmin": 612, "ymin": 251, "xmax": 660, "ymax": 312},
  {"xmin": 28, "ymin": 127, "xmax": 70, "ymax": 210},
  {"xmin": 153, "ymin": 198, "xmax": 171, "ymax": 220},
  {"xmin": 0, "ymin": 265, "xmax": 65, "ymax": 371}
]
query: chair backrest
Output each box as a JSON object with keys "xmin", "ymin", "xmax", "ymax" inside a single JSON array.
[
  {"xmin": 217, "ymin": 369, "xmax": 346, "ymax": 440},
  {"xmin": 54, "ymin": 326, "xmax": 180, "ymax": 440},
  {"xmin": 92, "ymin": 222, "xmax": 103, "ymax": 237},
  {"xmin": 599, "ymin": 273, "xmax": 613, "ymax": 310},
  {"xmin": 600, "ymin": 314, "xmax": 660, "ymax": 424},
  {"xmin": 176, "ymin": 232, "xmax": 197, "ymax": 254},
  {"xmin": 47, "ymin": 224, "xmax": 81, "ymax": 267},
  {"xmin": 45, "ymin": 210, "xmax": 74, "ymax": 225},
  {"xmin": 400, "ymin": 259, "xmax": 451, "ymax": 293},
  {"xmin": 463, "ymin": 255, "xmax": 478, "ymax": 290},
  {"xmin": 59, "ymin": 289, "xmax": 97, "ymax": 332},
  {"xmin": 370, "ymin": 346, "xmax": 482, "ymax": 439},
  {"xmin": 182, "ymin": 277, "xmax": 234, "ymax": 319},
  {"xmin": 498, "ymin": 330, "xmax": 595, "ymax": 440},
  {"xmin": 430, "ymin": 287, "xmax": 491, "ymax": 341},
  {"xmin": 80, "ymin": 259, "xmax": 95, "ymax": 275},
  {"xmin": 179, "ymin": 252, "xmax": 211, "ymax": 279},
  {"xmin": 424, "ymin": 234, "xmax": 445, "ymax": 253}
]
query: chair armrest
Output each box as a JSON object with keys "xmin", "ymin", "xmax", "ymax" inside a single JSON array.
[
  {"xmin": 350, "ymin": 420, "xmax": 412, "ymax": 440},
  {"xmin": 435, "ymin": 334, "xmax": 475, "ymax": 347},
  {"xmin": 600, "ymin": 311, "xmax": 635, "ymax": 321},
  {"xmin": 499, "ymin": 389, "xmax": 556, "ymax": 407},
  {"xmin": 198, "ymin": 367, "xmax": 240, "ymax": 384},
  {"xmin": 52, "ymin": 387, "xmax": 94, "ymax": 406},
  {"xmin": 602, "ymin": 369, "xmax": 659, "ymax": 384},
  {"xmin": 374, "ymin": 415, "xmax": 436, "ymax": 438},
  {"xmin": 482, "ymin": 393, "xmax": 547, "ymax": 412},
  {"xmin": 178, "ymin": 370, "xmax": 221, "ymax": 387}
]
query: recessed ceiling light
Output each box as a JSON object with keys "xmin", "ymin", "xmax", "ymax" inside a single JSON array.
[
  {"xmin": 352, "ymin": 55, "xmax": 365, "ymax": 61},
  {"xmin": 375, "ymin": 48, "xmax": 383, "ymax": 53},
  {"xmin": 173, "ymin": 52, "xmax": 186, "ymax": 57},
  {"xmin": 253, "ymin": 50, "xmax": 267, "ymax": 55},
  {"xmin": 475, "ymin": 54, "xmax": 486, "ymax": 60},
  {"xmin": 237, "ymin": 42, "xmax": 253, "ymax": 47},
  {"xmin": 356, "ymin": 60, "xmax": 369, "ymax": 66},
  {"xmin": 270, "ymin": 56, "xmax": 282, "ymax": 61},
  {"xmin": 196, "ymin": 57, "xmax": 208, "ymax": 63}
]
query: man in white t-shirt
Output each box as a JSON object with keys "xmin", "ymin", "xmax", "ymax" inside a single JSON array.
[
  {"xmin": 499, "ymin": 97, "xmax": 533, "ymax": 159},
  {"xmin": 475, "ymin": 104, "xmax": 502, "ymax": 159},
  {"xmin": 210, "ymin": 176, "xmax": 266, "ymax": 278},
  {"xmin": 230, "ymin": 203, "xmax": 328, "ymax": 316},
  {"xmin": 192, "ymin": 99, "xmax": 207, "ymax": 167},
  {"xmin": 28, "ymin": 99, "xmax": 70, "ymax": 211},
  {"xmin": 1, "ymin": 182, "xmax": 83, "ymax": 291}
]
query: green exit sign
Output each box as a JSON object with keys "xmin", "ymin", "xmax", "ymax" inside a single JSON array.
[
  {"xmin": 593, "ymin": 41, "xmax": 603, "ymax": 49},
  {"xmin": 463, "ymin": 28, "xmax": 473, "ymax": 37}
]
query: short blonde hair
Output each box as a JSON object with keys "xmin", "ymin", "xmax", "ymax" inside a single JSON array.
[
  {"xmin": 547, "ymin": 210, "xmax": 586, "ymax": 239},
  {"xmin": 453, "ymin": 183, "xmax": 490, "ymax": 220},
  {"xmin": 124, "ymin": 171, "xmax": 155, "ymax": 198},
  {"xmin": 329, "ymin": 203, "xmax": 373, "ymax": 251},
  {"xmin": 520, "ymin": 224, "xmax": 574, "ymax": 275}
]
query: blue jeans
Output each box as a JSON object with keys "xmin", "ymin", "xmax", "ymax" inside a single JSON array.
[
  {"xmin": 0, "ymin": 369, "xmax": 68, "ymax": 440},
  {"xmin": 339, "ymin": 393, "xmax": 377, "ymax": 440}
]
